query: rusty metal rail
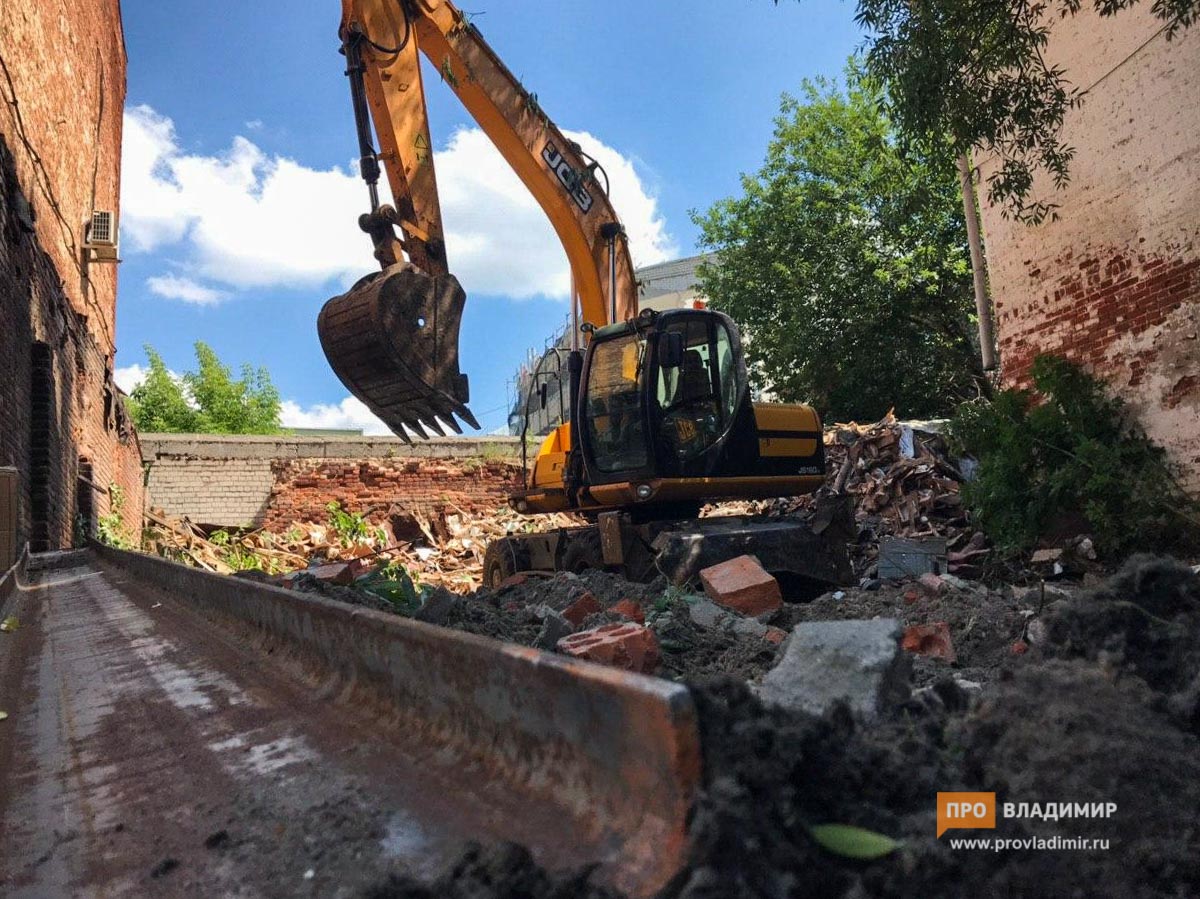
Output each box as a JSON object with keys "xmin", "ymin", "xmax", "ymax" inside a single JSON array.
[{"xmin": 0, "ymin": 545, "xmax": 699, "ymax": 897}]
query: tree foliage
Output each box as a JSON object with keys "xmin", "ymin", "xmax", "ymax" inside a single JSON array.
[
  {"xmin": 782, "ymin": 0, "xmax": 1200, "ymax": 223},
  {"xmin": 949, "ymin": 355, "xmax": 1198, "ymax": 555},
  {"xmin": 693, "ymin": 61, "xmax": 982, "ymax": 421},
  {"xmin": 126, "ymin": 342, "xmax": 283, "ymax": 434}
]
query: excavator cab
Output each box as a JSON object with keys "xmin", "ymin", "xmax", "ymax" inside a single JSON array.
[{"xmin": 578, "ymin": 309, "xmax": 760, "ymax": 491}]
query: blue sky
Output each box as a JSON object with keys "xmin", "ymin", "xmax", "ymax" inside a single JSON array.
[{"xmin": 115, "ymin": 0, "xmax": 863, "ymax": 434}]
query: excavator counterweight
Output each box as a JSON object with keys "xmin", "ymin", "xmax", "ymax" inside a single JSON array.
[{"xmin": 318, "ymin": 264, "xmax": 477, "ymax": 439}]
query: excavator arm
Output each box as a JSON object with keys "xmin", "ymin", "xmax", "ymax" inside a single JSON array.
[{"xmin": 319, "ymin": 0, "xmax": 638, "ymax": 439}]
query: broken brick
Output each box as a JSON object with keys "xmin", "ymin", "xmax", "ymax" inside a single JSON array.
[
  {"xmin": 610, "ymin": 598, "xmax": 645, "ymax": 624},
  {"xmin": 903, "ymin": 589, "xmax": 920, "ymax": 605},
  {"xmin": 901, "ymin": 622, "xmax": 956, "ymax": 663},
  {"xmin": 1010, "ymin": 640, "xmax": 1030, "ymax": 656},
  {"xmin": 699, "ymin": 555, "xmax": 782, "ymax": 617},
  {"xmin": 499, "ymin": 573, "xmax": 529, "ymax": 589},
  {"xmin": 764, "ymin": 626, "xmax": 788, "ymax": 645},
  {"xmin": 557, "ymin": 623, "xmax": 660, "ymax": 674},
  {"xmin": 308, "ymin": 563, "xmax": 354, "ymax": 586},
  {"xmin": 562, "ymin": 591, "xmax": 602, "ymax": 626}
]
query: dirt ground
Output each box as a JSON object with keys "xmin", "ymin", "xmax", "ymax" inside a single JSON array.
[{"xmin": 356, "ymin": 555, "xmax": 1200, "ymax": 899}]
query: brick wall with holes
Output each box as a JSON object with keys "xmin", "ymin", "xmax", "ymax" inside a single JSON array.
[
  {"xmin": 0, "ymin": 0, "xmax": 145, "ymax": 553},
  {"xmin": 976, "ymin": 5, "xmax": 1200, "ymax": 491}
]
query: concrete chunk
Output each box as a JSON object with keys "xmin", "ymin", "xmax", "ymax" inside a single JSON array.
[
  {"xmin": 414, "ymin": 590, "xmax": 458, "ymax": 626},
  {"xmin": 756, "ymin": 619, "xmax": 909, "ymax": 719},
  {"xmin": 534, "ymin": 608, "xmax": 574, "ymax": 651},
  {"xmin": 686, "ymin": 596, "xmax": 731, "ymax": 630},
  {"xmin": 699, "ymin": 555, "xmax": 782, "ymax": 617}
]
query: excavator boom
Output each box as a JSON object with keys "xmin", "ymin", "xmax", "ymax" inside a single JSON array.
[{"xmin": 319, "ymin": 0, "xmax": 638, "ymax": 438}]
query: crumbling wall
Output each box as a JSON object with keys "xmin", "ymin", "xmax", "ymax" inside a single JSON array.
[
  {"xmin": 262, "ymin": 457, "xmax": 522, "ymax": 529},
  {"xmin": 0, "ymin": 0, "xmax": 144, "ymax": 551},
  {"xmin": 141, "ymin": 435, "xmax": 523, "ymax": 529},
  {"xmin": 977, "ymin": 5, "xmax": 1200, "ymax": 490}
]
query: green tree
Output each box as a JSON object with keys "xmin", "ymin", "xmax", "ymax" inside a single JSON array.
[
  {"xmin": 127, "ymin": 342, "xmax": 283, "ymax": 434},
  {"xmin": 694, "ymin": 61, "xmax": 983, "ymax": 421},
  {"xmin": 780, "ymin": 0, "xmax": 1199, "ymax": 223},
  {"xmin": 126, "ymin": 347, "xmax": 201, "ymax": 432}
]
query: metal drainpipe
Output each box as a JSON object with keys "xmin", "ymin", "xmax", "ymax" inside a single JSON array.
[{"xmin": 957, "ymin": 154, "xmax": 997, "ymax": 372}]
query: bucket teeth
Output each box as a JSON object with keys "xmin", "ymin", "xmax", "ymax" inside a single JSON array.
[{"xmin": 318, "ymin": 264, "xmax": 476, "ymax": 440}]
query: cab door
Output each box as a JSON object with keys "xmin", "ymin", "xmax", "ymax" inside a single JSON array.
[{"xmin": 651, "ymin": 311, "xmax": 747, "ymax": 478}]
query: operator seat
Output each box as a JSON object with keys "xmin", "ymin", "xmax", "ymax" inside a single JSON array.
[{"xmin": 679, "ymin": 350, "xmax": 711, "ymax": 402}]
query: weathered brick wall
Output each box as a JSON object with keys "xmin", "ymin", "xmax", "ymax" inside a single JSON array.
[
  {"xmin": 262, "ymin": 457, "xmax": 522, "ymax": 530},
  {"xmin": 141, "ymin": 435, "xmax": 523, "ymax": 529},
  {"xmin": 0, "ymin": 0, "xmax": 145, "ymax": 551},
  {"xmin": 977, "ymin": 5, "xmax": 1200, "ymax": 490}
]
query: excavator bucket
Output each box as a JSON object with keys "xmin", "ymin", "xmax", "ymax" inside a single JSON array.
[{"xmin": 318, "ymin": 264, "xmax": 479, "ymax": 440}]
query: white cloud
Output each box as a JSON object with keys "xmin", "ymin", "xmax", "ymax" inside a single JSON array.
[
  {"xmin": 113, "ymin": 364, "xmax": 147, "ymax": 393},
  {"xmin": 120, "ymin": 105, "xmax": 676, "ymax": 302},
  {"xmin": 146, "ymin": 274, "xmax": 227, "ymax": 305},
  {"xmin": 279, "ymin": 397, "xmax": 392, "ymax": 436},
  {"xmin": 245, "ymin": 119, "xmax": 264, "ymax": 131}
]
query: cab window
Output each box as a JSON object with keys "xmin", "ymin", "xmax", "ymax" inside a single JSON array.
[
  {"xmin": 656, "ymin": 318, "xmax": 738, "ymax": 463},
  {"xmin": 585, "ymin": 334, "xmax": 648, "ymax": 473}
]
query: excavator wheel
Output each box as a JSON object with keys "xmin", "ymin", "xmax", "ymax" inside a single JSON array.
[
  {"xmin": 561, "ymin": 530, "xmax": 604, "ymax": 573},
  {"xmin": 318, "ymin": 263, "xmax": 479, "ymax": 440},
  {"xmin": 483, "ymin": 537, "xmax": 531, "ymax": 589}
]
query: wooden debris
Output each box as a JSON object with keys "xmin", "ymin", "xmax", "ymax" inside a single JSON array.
[
  {"xmin": 707, "ymin": 412, "xmax": 987, "ymax": 576},
  {"xmin": 143, "ymin": 503, "xmax": 580, "ymax": 594}
]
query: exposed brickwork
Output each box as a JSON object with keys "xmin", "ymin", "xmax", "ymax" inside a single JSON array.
[
  {"xmin": 997, "ymin": 254, "xmax": 1200, "ymax": 390},
  {"xmin": 976, "ymin": 6, "xmax": 1200, "ymax": 491},
  {"xmin": 139, "ymin": 435, "xmax": 523, "ymax": 529},
  {"xmin": 0, "ymin": 0, "xmax": 144, "ymax": 551},
  {"xmin": 261, "ymin": 457, "xmax": 523, "ymax": 530}
]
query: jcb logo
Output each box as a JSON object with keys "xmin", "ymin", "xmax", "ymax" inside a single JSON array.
[{"xmin": 542, "ymin": 142, "xmax": 594, "ymax": 213}]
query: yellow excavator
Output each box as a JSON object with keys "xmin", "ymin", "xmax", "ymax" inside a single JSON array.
[{"xmin": 320, "ymin": 0, "xmax": 849, "ymax": 587}]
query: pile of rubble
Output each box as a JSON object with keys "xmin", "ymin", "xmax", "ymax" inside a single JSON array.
[
  {"xmin": 142, "ymin": 503, "xmax": 579, "ymax": 593},
  {"xmin": 370, "ymin": 557, "xmax": 1200, "ymax": 899},
  {"xmin": 711, "ymin": 411, "xmax": 986, "ymax": 577}
]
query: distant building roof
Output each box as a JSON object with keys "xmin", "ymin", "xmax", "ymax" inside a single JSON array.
[{"xmin": 636, "ymin": 253, "xmax": 714, "ymax": 301}]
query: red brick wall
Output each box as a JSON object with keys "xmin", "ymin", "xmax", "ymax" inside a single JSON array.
[
  {"xmin": 1, "ymin": 0, "xmax": 145, "ymax": 551},
  {"xmin": 977, "ymin": 6, "xmax": 1200, "ymax": 491},
  {"xmin": 261, "ymin": 458, "xmax": 523, "ymax": 530},
  {"xmin": 998, "ymin": 252, "xmax": 1200, "ymax": 392}
]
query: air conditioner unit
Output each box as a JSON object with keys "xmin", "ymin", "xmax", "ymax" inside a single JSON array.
[{"xmin": 84, "ymin": 210, "xmax": 120, "ymax": 262}]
